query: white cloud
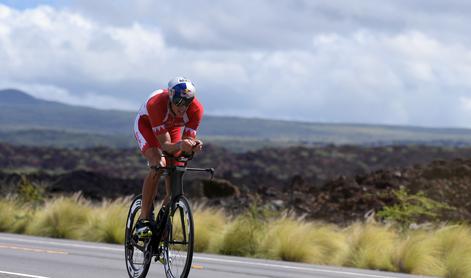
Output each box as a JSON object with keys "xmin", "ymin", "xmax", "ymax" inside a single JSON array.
[
  {"xmin": 2, "ymin": 3, "xmax": 471, "ymax": 128},
  {"xmin": 460, "ymin": 97, "xmax": 471, "ymax": 111},
  {"xmin": 0, "ymin": 5, "xmax": 167, "ymax": 82}
]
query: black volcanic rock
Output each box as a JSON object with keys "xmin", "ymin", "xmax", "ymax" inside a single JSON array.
[
  {"xmin": 50, "ymin": 170, "xmax": 141, "ymax": 199},
  {"xmin": 202, "ymin": 179, "xmax": 240, "ymax": 198},
  {"xmin": 4, "ymin": 143, "xmax": 471, "ymax": 224}
]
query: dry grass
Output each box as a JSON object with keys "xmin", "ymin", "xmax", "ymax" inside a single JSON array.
[
  {"xmin": 0, "ymin": 197, "xmax": 32, "ymax": 233},
  {"xmin": 25, "ymin": 194, "xmax": 92, "ymax": 239},
  {"xmin": 394, "ymin": 230, "xmax": 446, "ymax": 276},
  {"xmin": 259, "ymin": 217, "xmax": 316, "ymax": 262},
  {"xmin": 79, "ymin": 197, "xmax": 130, "ymax": 244},
  {"xmin": 3, "ymin": 197, "xmax": 471, "ymax": 277},
  {"xmin": 435, "ymin": 225, "xmax": 471, "ymax": 278},
  {"xmin": 309, "ymin": 223, "xmax": 349, "ymax": 265},
  {"xmin": 215, "ymin": 213, "xmax": 265, "ymax": 257},
  {"xmin": 193, "ymin": 204, "xmax": 226, "ymax": 253},
  {"xmin": 344, "ymin": 222, "xmax": 398, "ymax": 272}
]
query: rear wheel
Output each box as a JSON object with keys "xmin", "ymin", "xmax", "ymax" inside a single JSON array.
[
  {"xmin": 162, "ymin": 196, "xmax": 194, "ymax": 278},
  {"xmin": 125, "ymin": 195, "xmax": 152, "ymax": 278}
]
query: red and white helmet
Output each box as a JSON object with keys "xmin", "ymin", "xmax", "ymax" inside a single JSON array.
[{"xmin": 168, "ymin": 77, "xmax": 196, "ymax": 106}]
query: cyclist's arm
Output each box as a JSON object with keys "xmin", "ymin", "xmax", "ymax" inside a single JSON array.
[
  {"xmin": 182, "ymin": 99, "xmax": 204, "ymax": 151},
  {"xmin": 156, "ymin": 132, "xmax": 182, "ymax": 153},
  {"xmin": 157, "ymin": 133, "xmax": 195, "ymax": 154},
  {"xmin": 183, "ymin": 99, "xmax": 203, "ymax": 139}
]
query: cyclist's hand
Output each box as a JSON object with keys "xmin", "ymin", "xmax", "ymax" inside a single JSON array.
[
  {"xmin": 159, "ymin": 156, "xmax": 167, "ymax": 167},
  {"xmin": 180, "ymin": 139, "xmax": 196, "ymax": 153},
  {"xmin": 193, "ymin": 139, "xmax": 203, "ymax": 153}
]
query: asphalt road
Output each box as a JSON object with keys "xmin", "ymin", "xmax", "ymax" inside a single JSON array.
[{"xmin": 0, "ymin": 233, "xmax": 434, "ymax": 278}]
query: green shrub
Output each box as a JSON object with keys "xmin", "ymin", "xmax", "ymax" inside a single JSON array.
[
  {"xmin": 17, "ymin": 175, "xmax": 45, "ymax": 205},
  {"xmin": 377, "ymin": 186, "xmax": 454, "ymax": 228}
]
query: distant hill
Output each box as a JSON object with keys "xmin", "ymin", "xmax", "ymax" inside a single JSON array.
[
  {"xmin": 2, "ymin": 88, "xmax": 471, "ymax": 150},
  {"xmin": 0, "ymin": 89, "xmax": 134, "ymax": 134},
  {"xmin": 0, "ymin": 89, "xmax": 42, "ymax": 104}
]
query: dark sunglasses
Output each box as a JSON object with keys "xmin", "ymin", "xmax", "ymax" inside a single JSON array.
[{"xmin": 172, "ymin": 96, "xmax": 194, "ymax": 107}]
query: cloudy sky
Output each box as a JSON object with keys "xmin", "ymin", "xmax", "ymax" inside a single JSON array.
[{"xmin": 1, "ymin": 0, "xmax": 471, "ymax": 128}]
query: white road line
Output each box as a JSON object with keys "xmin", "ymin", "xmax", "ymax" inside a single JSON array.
[
  {"xmin": 0, "ymin": 270, "xmax": 50, "ymax": 278},
  {"xmin": 194, "ymin": 256, "xmax": 396, "ymax": 278},
  {"xmin": 0, "ymin": 235, "xmax": 403, "ymax": 278},
  {"xmin": 0, "ymin": 236, "xmax": 121, "ymax": 252}
]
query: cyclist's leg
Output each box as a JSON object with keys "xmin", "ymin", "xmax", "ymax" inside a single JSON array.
[
  {"xmin": 134, "ymin": 115, "xmax": 164, "ymax": 221},
  {"xmin": 141, "ymin": 148, "xmax": 165, "ymax": 220}
]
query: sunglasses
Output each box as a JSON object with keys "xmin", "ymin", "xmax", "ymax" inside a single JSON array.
[{"xmin": 172, "ymin": 96, "xmax": 194, "ymax": 107}]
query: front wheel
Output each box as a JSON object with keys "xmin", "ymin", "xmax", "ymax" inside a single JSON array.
[
  {"xmin": 162, "ymin": 196, "xmax": 194, "ymax": 278},
  {"xmin": 125, "ymin": 195, "xmax": 152, "ymax": 278}
]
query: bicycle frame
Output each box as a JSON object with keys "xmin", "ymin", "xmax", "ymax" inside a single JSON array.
[
  {"xmin": 169, "ymin": 165, "xmax": 215, "ymax": 199},
  {"xmin": 150, "ymin": 156, "xmax": 214, "ymax": 254}
]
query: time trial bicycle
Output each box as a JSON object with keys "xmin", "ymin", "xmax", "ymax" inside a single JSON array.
[{"xmin": 125, "ymin": 152, "xmax": 214, "ymax": 278}]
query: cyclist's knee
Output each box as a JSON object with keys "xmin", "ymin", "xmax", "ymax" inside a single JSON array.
[
  {"xmin": 148, "ymin": 166, "xmax": 162, "ymax": 180},
  {"xmin": 143, "ymin": 148, "xmax": 164, "ymax": 166}
]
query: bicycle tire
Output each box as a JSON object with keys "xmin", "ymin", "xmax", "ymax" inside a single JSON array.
[
  {"xmin": 125, "ymin": 195, "xmax": 152, "ymax": 278},
  {"xmin": 162, "ymin": 195, "xmax": 194, "ymax": 278}
]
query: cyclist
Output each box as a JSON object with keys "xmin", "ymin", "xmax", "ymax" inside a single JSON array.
[{"xmin": 133, "ymin": 77, "xmax": 204, "ymax": 239}]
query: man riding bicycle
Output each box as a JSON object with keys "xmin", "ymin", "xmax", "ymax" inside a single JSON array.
[{"xmin": 133, "ymin": 77, "xmax": 204, "ymax": 239}]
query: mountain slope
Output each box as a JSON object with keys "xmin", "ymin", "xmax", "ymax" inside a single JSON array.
[
  {"xmin": 0, "ymin": 89, "xmax": 42, "ymax": 104},
  {"xmin": 2, "ymin": 88, "xmax": 471, "ymax": 149},
  {"xmin": 0, "ymin": 89, "xmax": 133, "ymax": 134}
]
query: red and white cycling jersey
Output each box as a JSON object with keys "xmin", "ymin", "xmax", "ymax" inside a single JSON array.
[{"xmin": 134, "ymin": 89, "xmax": 203, "ymax": 153}]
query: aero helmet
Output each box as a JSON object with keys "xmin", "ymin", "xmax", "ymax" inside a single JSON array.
[{"xmin": 168, "ymin": 77, "xmax": 196, "ymax": 106}]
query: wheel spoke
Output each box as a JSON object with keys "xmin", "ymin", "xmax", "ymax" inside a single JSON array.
[
  {"xmin": 163, "ymin": 196, "xmax": 194, "ymax": 278},
  {"xmin": 125, "ymin": 195, "xmax": 152, "ymax": 278}
]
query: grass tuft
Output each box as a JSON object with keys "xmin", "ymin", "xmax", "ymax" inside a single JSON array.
[
  {"xmin": 259, "ymin": 216, "xmax": 317, "ymax": 263},
  {"xmin": 25, "ymin": 194, "xmax": 92, "ymax": 239},
  {"xmin": 216, "ymin": 213, "xmax": 265, "ymax": 257},
  {"xmin": 435, "ymin": 225, "xmax": 471, "ymax": 278},
  {"xmin": 193, "ymin": 204, "xmax": 226, "ymax": 253},
  {"xmin": 394, "ymin": 230, "xmax": 446, "ymax": 276},
  {"xmin": 310, "ymin": 223, "xmax": 349, "ymax": 265},
  {"xmin": 3, "ymin": 195, "xmax": 471, "ymax": 277},
  {"xmin": 345, "ymin": 222, "xmax": 397, "ymax": 271},
  {"xmin": 0, "ymin": 197, "xmax": 33, "ymax": 233},
  {"xmin": 79, "ymin": 197, "xmax": 130, "ymax": 244}
]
